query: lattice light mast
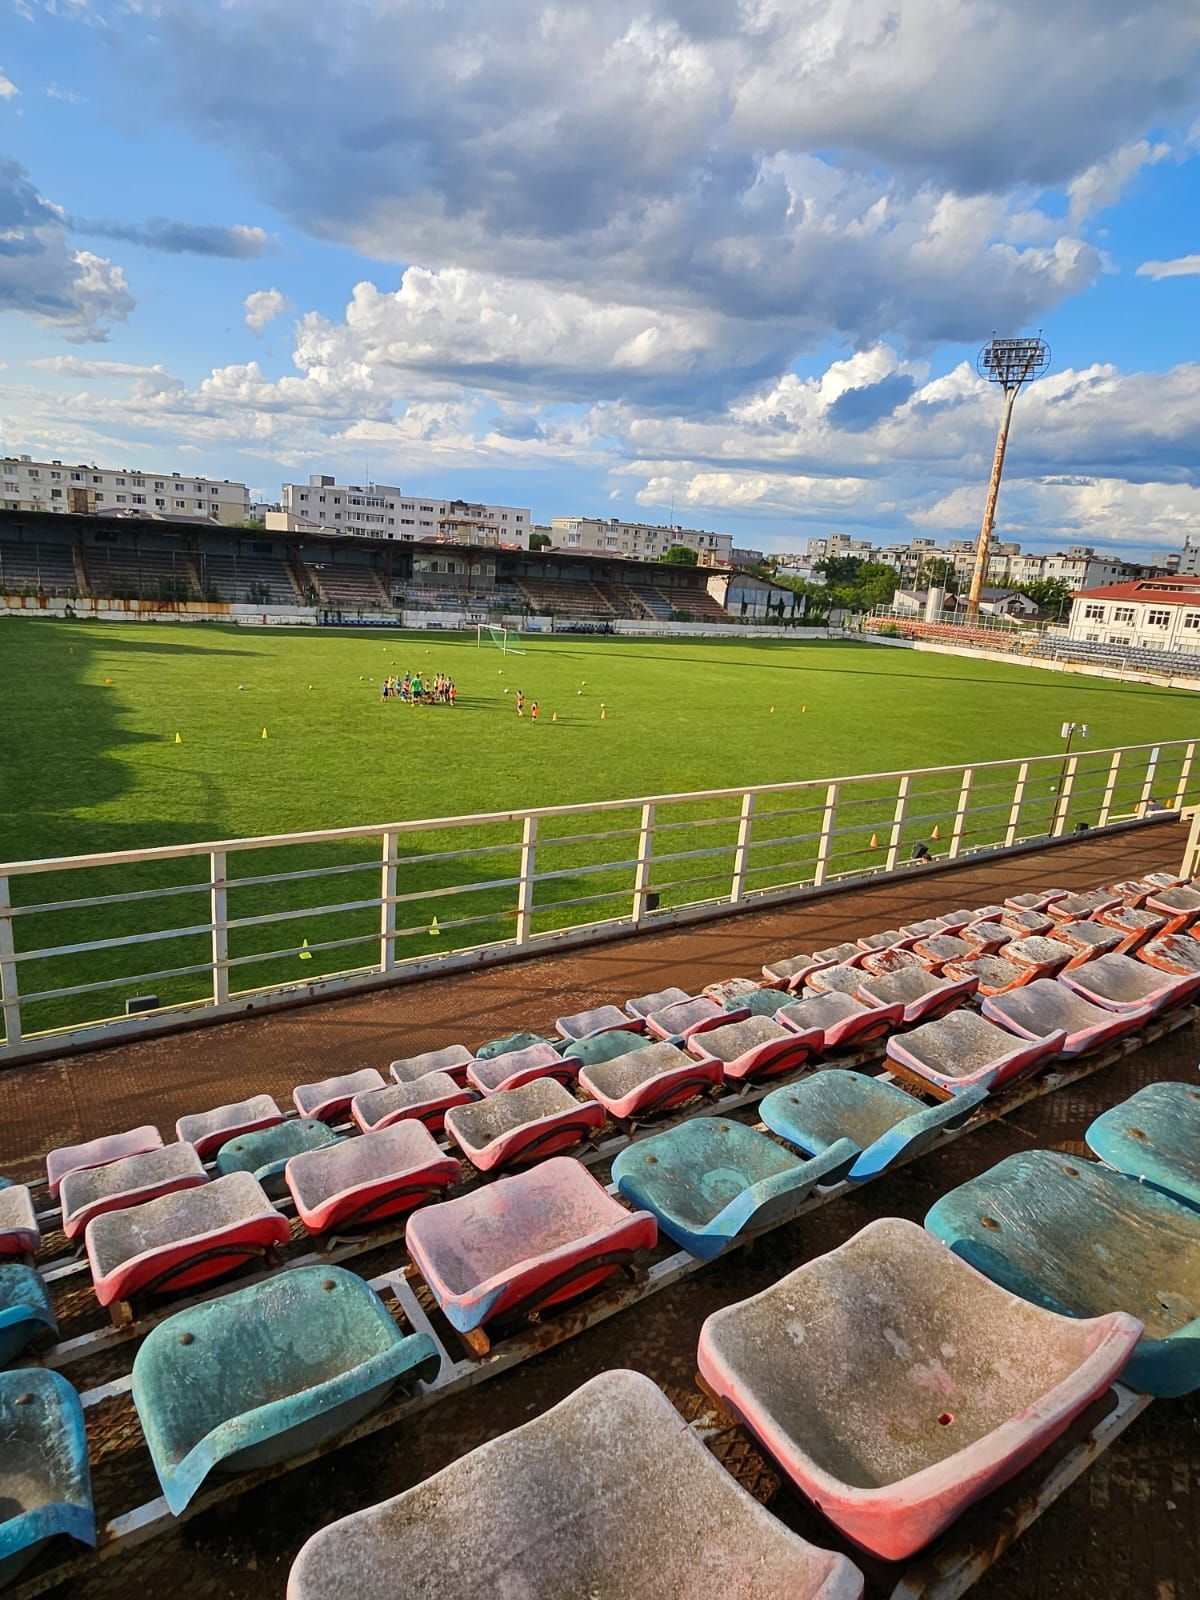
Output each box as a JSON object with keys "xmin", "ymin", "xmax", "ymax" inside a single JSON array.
[{"xmin": 965, "ymin": 334, "xmax": 1051, "ymax": 618}]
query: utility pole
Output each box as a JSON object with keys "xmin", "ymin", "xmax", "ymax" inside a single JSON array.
[{"xmin": 966, "ymin": 335, "xmax": 1051, "ymax": 619}]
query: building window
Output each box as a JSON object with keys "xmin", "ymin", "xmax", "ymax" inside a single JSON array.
[
  {"xmin": 115, "ymin": 477, "xmax": 125, "ymax": 487},
  {"xmin": 28, "ymin": 469, "xmax": 39, "ymax": 479},
  {"xmin": 156, "ymin": 498, "xmax": 166, "ymax": 508},
  {"xmin": 116, "ymin": 494, "xmax": 127, "ymax": 504},
  {"xmin": 1112, "ymin": 606, "xmax": 1135, "ymax": 623},
  {"xmin": 1184, "ymin": 613, "xmax": 1200, "ymax": 631},
  {"xmin": 72, "ymin": 471, "xmax": 83, "ymax": 482},
  {"xmin": 1083, "ymin": 604, "xmax": 1105, "ymax": 620},
  {"xmin": 1146, "ymin": 609, "xmax": 1171, "ymax": 627},
  {"xmin": 51, "ymin": 488, "xmax": 63, "ymax": 499},
  {"xmin": 50, "ymin": 471, "xmax": 61, "ymax": 480},
  {"xmin": 154, "ymin": 481, "xmax": 164, "ymax": 491},
  {"xmin": 174, "ymin": 483, "xmax": 185, "ymax": 492},
  {"xmin": 175, "ymin": 500, "xmax": 185, "ymax": 508},
  {"xmin": 133, "ymin": 494, "xmax": 145, "ymax": 504}
]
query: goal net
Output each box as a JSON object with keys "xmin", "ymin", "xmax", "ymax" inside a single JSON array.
[{"xmin": 477, "ymin": 624, "xmax": 526, "ymax": 655}]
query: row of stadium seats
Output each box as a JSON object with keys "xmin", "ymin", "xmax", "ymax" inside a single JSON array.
[
  {"xmin": 0, "ymin": 538, "xmax": 78, "ymax": 596},
  {"xmin": 2, "ymin": 869, "xmax": 1197, "ymax": 1586},
  {"xmin": 1033, "ymin": 632, "xmax": 1200, "ymax": 678}
]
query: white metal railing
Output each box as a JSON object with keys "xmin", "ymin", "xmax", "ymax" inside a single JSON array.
[{"xmin": 0, "ymin": 737, "xmax": 1194, "ymax": 1062}]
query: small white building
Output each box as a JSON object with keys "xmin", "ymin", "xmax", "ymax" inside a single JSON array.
[
  {"xmin": 274, "ymin": 477, "xmax": 531, "ymax": 547},
  {"xmin": 1066, "ymin": 576, "xmax": 1200, "ymax": 651},
  {"xmin": 1, "ymin": 454, "xmax": 249, "ymax": 524}
]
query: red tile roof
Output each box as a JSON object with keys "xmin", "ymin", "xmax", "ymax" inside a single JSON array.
[{"xmin": 1071, "ymin": 577, "xmax": 1200, "ymax": 606}]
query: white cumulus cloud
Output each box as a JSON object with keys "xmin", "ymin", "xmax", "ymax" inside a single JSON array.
[{"xmin": 243, "ymin": 286, "xmax": 293, "ymax": 331}]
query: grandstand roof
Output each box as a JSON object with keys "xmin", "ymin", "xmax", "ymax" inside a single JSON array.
[{"xmin": 1072, "ymin": 576, "xmax": 1200, "ymax": 605}]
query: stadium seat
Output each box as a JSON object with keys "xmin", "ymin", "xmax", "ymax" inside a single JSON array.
[
  {"xmin": 388, "ymin": 1044, "xmax": 474, "ymax": 1086},
  {"xmin": 0, "ymin": 1187, "xmax": 39, "ymax": 1257},
  {"xmin": 1005, "ymin": 890, "xmax": 1068, "ymax": 912},
  {"xmin": 555, "ymin": 1005, "xmax": 645, "ymax": 1042},
  {"xmin": 696, "ymin": 1217, "xmax": 1141, "ymax": 1560},
  {"xmin": 46, "ymin": 1125, "xmax": 163, "ymax": 1200},
  {"xmin": 855, "ymin": 929, "xmax": 909, "ymax": 951},
  {"xmin": 0, "ymin": 1369, "xmax": 95, "ymax": 1586},
  {"xmin": 1003, "ymin": 935, "xmax": 1074, "ymax": 980},
  {"xmin": 940, "ymin": 952, "xmax": 1030, "ymax": 996},
  {"xmin": 474, "ymin": 1030, "xmax": 550, "ymax": 1059},
  {"xmin": 1145, "ymin": 884, "xmax": 1200, "ymax": 932},
  {"xmin": 644, "ymin": 995, "xmax": 747, "ymax": 1040},
  {"xmin": 444, "ymin": 1079, "xmax": 604, "ymax": 1172},
  {"xmin": 999, "ymin": 907, "xmax": 1054, "ymax": 936},
  {"xmin": 959, "ymin": 919, "xmax": 1012, "ymax": 954},
  {"xmin": 0, "ymin": 1264, "xmax": 57, "ymax": 1365},
  {"xmin": 760, "ymin": 1072, "xmax": 985, "ymax": 1181},
  {"xmin": 405, "ymin": 1158, "xmax": 656, "ymax": 1335},
  {"xmin": 982, "ymin": 979, "xmax": 1154, "ymax": 1056},
  {"xmin": 1094, "ymin": 903, "xmax": 1167, "ymax": 951},
  {"xmin": 856, "ymin": 966, "xmax": 978, "ymax": 1025},
  {"xmin": 1085, "ymin": 1082, "xmax": 1200, "ymax": 1208},
  {"xmin": 732, "ymin": 987, "xmax": 795, "ymax": 1016},
  {"xmin": 560, "ymin": 1028, "xmax": 652, "ymax": 1067},
  {"xmin": 908, "ymin": 933, "xmax": 977, "ymax": 971},
  {"xmin": 1138, "ymin": 932, "xmax": 1200, "ymax": 975},
  {"xmin": 466, "ymin": 1041, "xmax": 577, "ymax": 1094},
  {"xmin": 577, "ymin": 1040, "xmax": 723, "ymax": 1120},
  {"xmin": 760, "ymin": 953, "xmax": 821, "ymax": 986},
  {"xmin": 1047, "ymin": 922, "xmax": 1124, "ymax": 963},
  {"xmin": 1105, "ymin": 878, "xmax": 1158, "ymax": 908},
  {"xmin": 1059, "ymin": 951, "xmax": 1200, "ymax": 1015},
  {"xmin": 175, "ymin": 1096, "xmax": 284, "ymax": 1160},
  {"xmin": 776, "ymin": 990, "xmax": 904, "ymax": 1051},
  {"xmin": 293, "ymin": 1069, "xmax": 387, "ymax": 1123},
  {"xmin": 898, "ymin": 917, "xmax": 949, "ymax": 939},
  {"xmin": 702, "ymin": 976, "xmax": 763, "ymax": 1005},
  {"xmin": 859, "ymin": 946, "xmax": 923, "ymax": 977},
  {"xmin": 1046, "ymin": 890, "xmax": 1121, "ymax": 922},
  {"xmin": 624, "ymin": 986, "xmax": 691, "ymax": 1018},
  {"xmin": 286, "ymin": 1369, "xmax": 865, "ymax": 1600},
  {"xmin": 686, "ymin": 1015, "xmax": 821, "ymax": 1085},
  {"xmin": 886, "ymin": 1010, "xmax": 1067, "ymax": 1097},
  {"xmin": 132, "ymin": 1266, "xmax": 439, "ymax": 1515},
  {"xmin": 611, "ymin": 1119, "xmax": 858, "ymax": 1260},
  {"xmin": 805, "ymin": 962, "xmax": 871, "ymax": 998},
  {"xmin": 61, "ymin": 1142, "xmax": 208, "ymax": 1241},
  {"xmin": 85, "ymin": 1171, "xmax": 291, "ymax": 1309},
  {"xmin": 350, "ymin": 1073, "xmax": 475, "ymax": 1135},
  {"xmin": 286, "ymin": 1124, "xmax": 460, "ymax": 1233},
  {"xmin": 216, "ymin": 1118, "xmax": 341, "ymax": 1196},
  {"xmin": 926, "ymin": 1149, "xmax": 1200, "ymax": 1397}
]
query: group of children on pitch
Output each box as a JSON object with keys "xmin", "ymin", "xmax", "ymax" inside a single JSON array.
[
  {"xmin": 381, "ymin": 670, "xmax": 457, "ymax": 706},
  {"xmin": 514, "ymin": 689, "xmax": 540, "ymax": 722}
]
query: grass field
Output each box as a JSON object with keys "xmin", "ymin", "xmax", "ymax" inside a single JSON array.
[{"xmin": 1, "ymin": 619, "xmax": 1196, "ymax": 1038}]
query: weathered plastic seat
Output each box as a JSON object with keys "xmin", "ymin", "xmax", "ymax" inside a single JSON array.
[
  {"xmin": 286, "ymin": 1124, "xmax": 460, "ymax": 1234},
  {"xmin": 1145, "ymin": 884, "xmax": 1200, "ymax": 930},
  {"xmin": 804, "ymin": 963, "xmax": 869, "ymax": 998},
  {"xmin": 217, "ymin": 1119, "xmax": 341, "ymax": 1196},
  {"xmin": 0, "ymin": 1369, "xmax": 94, "ymax": 1587},
  {"xmin": 389, "ymin": 1044, "xmax": 474, "ymax": 1086},
  {"xmin": 926, "ymin": 1149, "xmax": 1200, "ymax": 1397},
  {"xmin": 466, "ymin": 1041, "xmax": 577, "ymax": 1095},
  {"xmin": 133, "ymin": 1266, "xmax": 438, "ymax": 1515},
  {"xmin": 444, "ymin": 1079, "xmax": 604, "ymax": 1172},
  {"xmin": 0, "ymin": 1265, "xmax": 57, "ymax": 1365},
  {"xmin": 1105, "ymin": 877, "xmax": 1157, "ymax": 907},
  {"xmin": 1138, "ymin": 932, "xmax": 1200, "ymax": 975},
  {"xmin": 61, "ymin": 1142, "xmax": 207, "ymax": 1241},
  {"xmin": 1085, "ymin": 1082, "xmax": 1200, "ymax": 1208},
  {"xmin": 1047, "ymin": 921, "xmax": 1123, "ymax": 962},
  {"xmin": 624, "ymin": 986, "xmax": 691, "ymax": 1018},
  {"xmin": 1142, "ymin": 871, "xmax": 1186, "ymax": 888},
  {"xmin": 645, "ymin": 995, "xmax": 746, "ymax": 1040},
  {"xmin": 474, "ymin": 1030, "xmax": 550, "ymax": 1059},
  {"xmin": 175, "ymin": 1095, "xmax": 284, "ymax": 1160},
  {"xmin": 612, "ymin": 1119, "xmax": 858, "ymax": 1260},
  {"xmin": 46, "ymin": 1124, "xmax": 162, "ymax": 1200},
  {"xmin": 859, "ymin": 947, "xmax": 923, "ymax": 978},
  {"xmin": 1045, "ymin": 890, "xmax": 1120, "ymax": 922},
  {"xmin": 886, "ymin": 1010, "xmax": 1067, "ymax": 1097},
  {"xmin": 350, "ymin": 1073, "xmax": 475, "ymax": 1134},
  {"xmin": 555, "ymin": 1005, "xmax": 644, "ymax": 1042},
  {"xmin": 697, "ymin": 1216, "xmax": 1141, "ymax": 1561},
  {"xmin": 856, "ymin": 966, "xmax": 977, "ymax": 1025},
  {"xmin": 761, "ymin": 953, "xmax": 819, "ymax": 986},
  {"xmin": 812, "ymin": 941, "xmax": 863, "ymax": 965},
  {"xmin": 703, "ymin": 976, "xmax": 763, "ymax": 1006},
  {"xmin": 734, "ymin": 987, "xmax": 794, "ymax": 1017},
  {"xmin": 959, "ymin": 919, "xmax": 1012, "ymax": 954},
  {"xmin": 909, "ymin": 933, "xmax": 976, "ymax": 971},
  {"xmin": 776, "ymin": 990, "xmax": 903, "ymax": 1051},
  {"xmin": 578, "ymin": 1040, "xmax": 723, "ymax": 1120},
  {"xmin": 761, "ymin": 1072, "xmax": 985, "ymax": 1182},
  {"xmin": 406, "ymin": 1157, "xmax": 656, "ymax": 1334},
  {"xmin": 1094, "ymin": 903, "xmax": 1167, "ymax": 950},
  {"xmin": 561, "ymin": 1028, "xmax": 652, "ymax": 1067},
  {"xmin": 1003, "ymin": 935, "xmax": 1073, "ymax": 979},
  {"xmin": 856, "ymin": 929, "xmax": 910, "ymax": 951},
  {"xmin": 982, "ymin": 979, "xmax": 1153, "ymax": 1057},
  {"xmin": 999, "ymin": 906, "xmax": 1053, "ymax": 937},
  {"xmin": 86, "ymin": 1171, "xmax": 291, "ymax": 1308},
  {"xmin": 1005, "ymin": 889, "xmax": 1068, "ymax": 912},
  {"xmin": 940, "ymin": 952, "xmax": 1029, "ymax": 996},
  {"xmin": 293, "ymin": 1069, "xmax": 386, "ymax": 1123},
  {"xmin": 898, "ymin": 917, "xmax": 950, "ymax": 939},
  {"xmin": 286, "ymin": 1369, "xmax": 864, "ymax": 1600},
  {"xmin": 933, "ymin": 908, "xmax": 977, "ymax": 932},
  {"xmin": 687, "ymin": 1015, "xmax": 820, "ymax": 1086},
  {"xmin": 969, "ymin": 903, "xmax": 1007, "ymax": 922},
  {"xmin": 0, "ymin": 1187, "xmax": 39, "ymax": 1257},
  {"xmin": 1060, "ymin": 950, "xmax": 1200, "ymax": 1015}
]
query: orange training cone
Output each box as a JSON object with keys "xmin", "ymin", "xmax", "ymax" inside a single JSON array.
[
  {"xmin": 869, "ymin": 832, "xmax": 879, "ymax": 849},
  {"xmin": 931, "ymin": 823, "xmax": 941, "ymax": 840}
]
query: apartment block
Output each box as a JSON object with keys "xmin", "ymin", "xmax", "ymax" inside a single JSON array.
[
  {"xmin": 1, "ymin": 455, "xmax": 249, "ymax": 524},
  {"xmin": 550, "ymin": 516, "xmax": 736, "ymax": 563},
  {"xmin": 273, "ymin": 477, "xmax": 530, "ymax": 546}
]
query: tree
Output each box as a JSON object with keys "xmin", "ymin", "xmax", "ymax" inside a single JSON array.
[
  {"xmin": 1015, "ymin": 576, "xmax": 1072, "ymax": 615},
  {"xmin": 814, "ymin": 555, "xmax": 862, "ymax": 587},
  {"xmin": 854, "ymin": 561, "xmax": 901, "ymax": 610},
  {"xmin": 662, "ymin": 544, "xmax": 699, "ymax": 565},
  {"xmin": 528, "ymin": 531, "xmax": 552, "ymax": 550},
  {"xmin": 918, "ymin": 556, "xmax": 959, "ymax": 593}
]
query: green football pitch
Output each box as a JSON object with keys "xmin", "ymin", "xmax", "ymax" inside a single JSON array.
[{"xmin": 0, "ymin": 620, "xmax": 1195, "ymax": 1037}]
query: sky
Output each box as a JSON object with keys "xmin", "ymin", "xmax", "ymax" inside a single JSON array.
[{"xmin": 2, "ymin": 2, "xmax": 1200, "ymax": 557}]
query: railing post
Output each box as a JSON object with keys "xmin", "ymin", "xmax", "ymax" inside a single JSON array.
[
  {"xmin": 730, "ymin": 791, "xmax": 755, "ymax": 904},
  {"xmin": 1052, "ymin": 756, "xmax": 1078, "ymax": 837},
  {"xmin": 1097, "ymin": 751, "xmax": 1122, "ymax": 828},
  {"xmin": 813, "ymin": 783, "xmax": 839, "ymax": 887},
  {"xmin": 884, "ymin": 774, "xmax": 910, "ymax": 873},
  {"xmin": 380, "ymin": 831, "xmax": 397, "ymax": 972},
  {"xmin": 1004, "ymin": 762, "xmax": 1029, "ymax": 847},
  {"xmin": 948, "ymin": 768, "xmax": 973, "ymax": 860},
  {"xmin": 1173, "ymin": 743, "xmax": 1196, "ymax": 811},
  {"xmin": 515, "ymin": 816, "xmax": 538, "ymax": 945},
  {"xmin": 1181, "ymin": 808, "xmax": 1200, "ymax": 878},
  {"xmin": 632, "ymin": 803, "xmax": 656, "ymax": 924},
  {"xmin": 1137, "ymin": 746, "xmax": 1161, "ymax": 816},
  {"xmin": 210, "ymin": 850, "xmax": 229, "ymax": 1007},
  {"xmin": 0, "ymin": 875, "xmax": 22, "ymax": 1046}
]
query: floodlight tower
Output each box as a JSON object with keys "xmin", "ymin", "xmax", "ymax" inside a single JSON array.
[{"xmin": 965, "ymin": 333, "xmax": 1051, "ymax": 619}]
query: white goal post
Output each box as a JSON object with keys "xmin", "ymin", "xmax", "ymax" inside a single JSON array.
[{"xmin": 476, "ymin": 624, "xmax": 526, "ymax": 655}]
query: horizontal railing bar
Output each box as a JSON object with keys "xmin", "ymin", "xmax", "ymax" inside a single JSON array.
[
  {"xmin": 534, "ymin": 826, "xmax": 642, "ymax": 849},
  {"xmin": 8, "ymin": 880, "xmax": 213, "ymax": 918},
  {"xmin": 647, "ymin": 814, "xmax": 742, "ymax": 835},
  {"xmin": 18, "ymin": 960, "xmax": 218, "ymax": 1005},
  {"xmin": 12, "ymin": 922, "xmax": 213, "ymax": 963}
]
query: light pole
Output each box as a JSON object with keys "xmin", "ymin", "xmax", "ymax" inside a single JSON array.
[{"xmin": 966, "ymin": 335, "xmax": 1051, "ymax": 620}]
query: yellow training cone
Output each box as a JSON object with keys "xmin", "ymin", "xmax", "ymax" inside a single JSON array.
[
  {"xmin": 931, "ymin": 823, "xmax": 941, "ymax": 840},
  {"xmin": 261, "ymin": 726, "xmax": 268, "ymax": 740},
  {"xmin": 428, "ymin": 915, "xmax": 440, "ymax": 937},
  {"xmin": 802, "ymin": 704, "xmax": 809, "ymax": 713},
  {"xmin": 770, "ymin": 705, "xmax": 776, "ymax": 713},
  {"xmin": 299, "ymin": 938, "xmax": 312, "ymax": 960},
  {"xmin": 174, "ymin": 732, "xmax": 182, "ymax": 744},
  {"xmin": 600, "ymin": 704, "xmax": 607, "ymax": 720},
  {"xmin": 551, "ymin": 711, "xmax": 557, "ymax": 723},
  {"xmin": 103, "ymin": 677, "xmax": 113, "ymax": 685}
]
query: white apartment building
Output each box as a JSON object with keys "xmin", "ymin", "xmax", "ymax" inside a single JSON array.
[
  {"xmin": 551, "ymin": 516, "xmax": 734, "ymax": 563},
  {"xmin": 1, "ymin": 454, "xmax": 249, "ymax": 524},
  {"xmin": 1067, "ymin": 576, "xmax": 1200, "ymax": 650},
  {"xmin": 1152, "ymin": 538, "xmax": 1200, "ymax": 577},
  {"xmin": 995, "ymin": 546, "xmax": 1130, "ymax": 590},
  {"xmin": 273, "ymin": 477, "xmax": 530, "ymax": 547}
]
